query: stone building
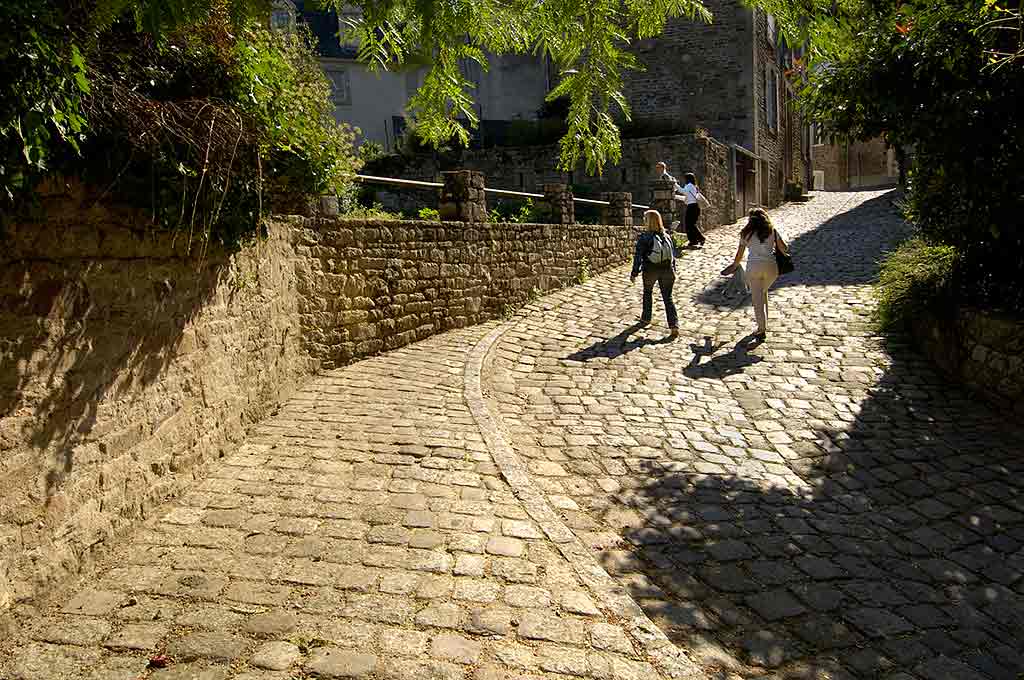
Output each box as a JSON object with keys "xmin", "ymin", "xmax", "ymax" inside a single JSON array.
[
  {"xmin": 290, "ymin": 1, "xmax": 812, "ymax": 221},
  {"xmin": 622, "ymin": 1, "xmax": 812, "ymax": 214},
  {"xmin": 273, "ymin": 1, "xmax": 552, "ymax": 149},
  {"xmin": 811, "ymin": 131, "xmax": 899, "ymax": 190}
]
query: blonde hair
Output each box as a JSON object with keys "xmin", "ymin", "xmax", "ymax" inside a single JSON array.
[{"xmin": 643, "ymin": 210, "xmax": 665, "ymax": 234}]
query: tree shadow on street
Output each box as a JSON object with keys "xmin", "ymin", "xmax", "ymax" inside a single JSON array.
[
  {"xmin": 608, "ymin": 353, "xmax": 1024, "ymax": 677},
  {"xmin": 695, "ymin": 191, "xmax": 907, "ymax": 308},
  {"xmin": 596, "ymin": 191, "xmax": 1024, "ymax": 678}
]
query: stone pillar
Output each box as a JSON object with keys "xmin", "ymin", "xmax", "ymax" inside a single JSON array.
[
  {"xmin": 541, "ymin": 183, "xmax": 574, "ymax": 224},
  {"xmin": 651, "ymin": 179, "xmax": 677, "ymax": 230},
  {"xmin": 439, "ymin": 170, "xmax": 486, "ymax": 222},
  {"xmin": 601, "ymin": 192, "xmax": 633, "ymax": 226}
]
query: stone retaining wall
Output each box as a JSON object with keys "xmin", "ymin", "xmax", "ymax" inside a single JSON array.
[
  {"xmin": 364, "ymin": 132, "xmax": 736, "ymax": 228},
  {"xmin": 293, "ymin": 217, "xmax": 637, "ymax": 369},
  {"xmin": 0, "ymin": 197, "xmax": 316, "ymax": 612},
  {"xmin": 0, "ymin": 199, "xmax": 637, "ymax": 610},
  {"xmin": 913, "ymin": 308, "xmax": 1024, "ymax": 414}
]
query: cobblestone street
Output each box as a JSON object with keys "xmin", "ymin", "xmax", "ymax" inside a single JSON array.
[
  {"xmin": 488, "ymin": 190, "xmax": 1024, "ymax": 679},
  {"xmin": 2, "ymin": 190, "xmax": 1022, "ymax": 680}
]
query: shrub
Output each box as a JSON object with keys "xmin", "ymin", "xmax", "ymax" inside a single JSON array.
[
  {"xmin": 576, "ymin": 256, "xmax": 591, "ymax": 284},
  {"xmin": 418, "ymin": 207, "xmax": 440, "ymax": 220},
  {"xmin": 0, "ymin": 3, "xmax": 90, "ymax": 206},
  {"xmin": 339, "ymin": 202, "xmax": 402, "ymax": 220},
  {"xmin": 358, "ymin": 140, "xmax": 385, "ymax": 164},
  {"xmin": 875, "ymin": 236, "xmax": 960, "ymax": 330},
  {"xmin": 4, "ymin": 4, "xmax": 360, "ymax": 248},
  {"xmin": 488, "ymin": 198, "xmax": 538, "ymax": 224}
]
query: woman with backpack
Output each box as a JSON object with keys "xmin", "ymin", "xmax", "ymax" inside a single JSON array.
[
  {"xmin": 720, "ymin": 207, "xmax": 790, "ymax": 341},
  {"xmin": 679, "ymin": 172, "xmax": 707, "ymax": 248},
  {"xmin": 630, "ymin": 210, "xmax": 679, "ymax": 338}
]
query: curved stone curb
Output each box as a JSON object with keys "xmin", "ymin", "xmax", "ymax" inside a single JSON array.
[{"xmin": 464, "ymin": 319, "xmax": 709, "ymax": 680}]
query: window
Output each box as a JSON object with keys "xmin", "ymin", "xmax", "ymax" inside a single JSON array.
[
  {"xmin": 767, "ymin": 13, "xmax": 776, "ymax": 46},
  {"xmin": 812, "ymin": 124, "xmax": 825, "ymax": 146},
  {"xmin": 270, "ymin": 9, "xmax": 293, "ymax": 31},
  {"xmin": 767, "ymin": 69, "xmax": 779, "ymax": 131},
  {"xmin": 327, "ymin": 69, "xmax": 351, "ymax": 106},
  {"xmin": 761, "ymin": 66, "xmax": 768, "ymax": 113}
]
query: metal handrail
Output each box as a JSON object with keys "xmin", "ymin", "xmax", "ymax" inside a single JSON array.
[{"xmin": 355, "ymin": 173, "xmax": 650, "ymax": 211}]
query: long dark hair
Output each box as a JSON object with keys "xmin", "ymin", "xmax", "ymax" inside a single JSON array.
[
  {"xmin": 684, "ymin": 172, "xmax": 696, "ymax": 186},
  {"xmin": 740, "ymin": 207, "xmax": 774, "ymax": 242}
]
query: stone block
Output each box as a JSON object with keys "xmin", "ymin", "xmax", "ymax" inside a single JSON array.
[{"xmin": 440, "ymin": 171, "xmax": 487, "ymax": 223}]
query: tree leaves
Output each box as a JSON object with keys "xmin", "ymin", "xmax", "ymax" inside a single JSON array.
[{"xmin": 329, "ymin": 0, "xmax": 711, "ymax": 174}]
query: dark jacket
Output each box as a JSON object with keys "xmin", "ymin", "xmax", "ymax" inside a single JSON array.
[{"xmin": 631, "ymin": 231, "xmax": 676, "ymax": 278}]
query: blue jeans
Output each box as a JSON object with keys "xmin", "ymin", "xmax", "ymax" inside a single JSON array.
[{"xmin": 641, "ymin": 264, "xmax": 678, "ymax": 328}]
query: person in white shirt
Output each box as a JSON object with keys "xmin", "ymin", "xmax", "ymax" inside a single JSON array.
[
  {"xmin": 654, "ymin": 161, "xmax": 675, "ymax": 183},
  {"xmin": 679, "ymin": 172, "xmax": 706, "ymax": 248},
  {"xmin": 720, "ymin": 208, "xmax": 789, "ymax": 340}
]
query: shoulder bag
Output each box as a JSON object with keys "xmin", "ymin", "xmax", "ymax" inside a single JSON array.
[
  {"xmin": 696, "ymin": 190, "xmax": 712, "ymax": 210},
  {"xmin": 774, "ymin": 231, "xmax": 794, "ymax": 275}
]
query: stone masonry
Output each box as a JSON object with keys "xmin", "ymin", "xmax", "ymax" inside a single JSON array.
[
  {"xmin": 439, "ymin": 170, "xmax": 487, "ymax": 222},
  {"xmin": 364, "ymin": 132, "xmax": 735, "ymax": 227},
  {"xmin": 0, "ymin": 197, "xmax": 637, "ymax": 614},
  {"xmin": 541, "ymin": 184, "xmax": 574, "ymax": 225},
  {"xmin": 600, "ymin": 193, "xmax": 633, "ymax": 227},
  {"xmin": 3, "ymin": 190, "xmax": 1022, "ymax": 680},
  {"xmin": 293, "ymin": 216, "xmax": 635, "ymax": 369},
  {"xmin": 0, "ymin": 195, "xmax": 315, "ymax": 614}
]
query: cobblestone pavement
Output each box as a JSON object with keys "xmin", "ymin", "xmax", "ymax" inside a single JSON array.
[
  {"xmin": 1, "ymin": 328, "xmax": 702, "ymax": 679},
  {"xmin": 3, "ymin": 190, "xmax": 1023, "ymax": 680},
  {"xmin": 486, "ymin": 190, "xmax": 1024, "ymax": 680}
]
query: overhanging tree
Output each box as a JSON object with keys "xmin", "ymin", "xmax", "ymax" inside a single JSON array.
[
  {"xmin": 748, "ymin": 0, "xmax": 1024, "ymax": 313},
  {"xmin": 331, "ymin": 0, "xmax": 711, "ymax": 174}
]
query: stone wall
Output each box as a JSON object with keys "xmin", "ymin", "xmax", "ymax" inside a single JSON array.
[
  {"xmin": 812, "ymin": 137, "xmax": 898, "ymax": 190},
  {"xmin": 913, "ymin": 308, "xmax": 1024, "ymax": 415},
  {"xmin": 0, "ymin": 192, "xmax": 316, "ymax": 611},
  {"xmin": 294, "ymin": 217, "xmax": 637, "ymax": 369},
  {"xmin": 364, "ymin": 132, "xmax": 735, "ymax": 229},
  {"xmin": 753, "ymin": 8, "xmax": 783, "ymax": 208},
  {"xmin": 622, "ymin": 0, "xmax": 755, "ymax": 148},
  {"xmin": 0, "ymin": 193, "xmax": 638, "ymax": 610}
]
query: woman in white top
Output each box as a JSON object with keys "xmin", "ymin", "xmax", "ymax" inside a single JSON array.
[
  {"xmin": 720, "ymin": 208, "xmax": 789, "ymax": 340},
  {"xmin": 680, "ymin": 172, "xmax": 706, "ymax": 248}
]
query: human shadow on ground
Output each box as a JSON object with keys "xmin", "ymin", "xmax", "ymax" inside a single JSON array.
[
  {"xmin": 565, "ymin": 322, "xmax": 676, "ymax": 361},
  {"xmin": 694, "ymin": 190, "xmax": 906, "ymax": 308},
  {"xmin": 567, "ymin": 192, "xmax": 1024, "ymax": 679},
  {"xmin": 682, "ymin": 335, "xmax": 764, "ymax": 379}
]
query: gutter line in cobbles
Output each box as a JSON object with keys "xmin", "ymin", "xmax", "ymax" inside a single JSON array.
[{"xmin": 464, "ymin": 320, "xmax": 709, "ymax": 680}]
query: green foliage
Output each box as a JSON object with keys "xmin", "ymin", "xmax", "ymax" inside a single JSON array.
[
  {"xmin": 576, "ymin": 256, "xmax": 591, "ymax": 284},
  {"xmin": 3, "ymin": 1, "xmax": 360, "ymax": 246},
  {"xmin": 357, "ymin": 140, "xmax": 385, "ymax": 164},
  {"xmin": 333, "ymin": 0, "xmax": 712, "ymax": 175},
  {"xmin": 0, "ymin": 4, "xmax": 90, "ymax": 202},
  {"xmin": 753, "ymin": 0, "xmax": 1024, "ymax": 315},
  {"xmin": 488, "ymin": 198, "xmax": 537, "ymax": 224},
  {"xmin": 231, "ymin": 24, "xmax": 359, "ymax": 197},
  {"xmin": 340, "ymin": 202, "xmax": 403, "ymax": 220},
  {"xmin": 671, "ymin": 232, "xmax": 687, "ymax": 252},
  {"xmin": 418, "ymin": 207, "xmax": 440, "ymax": 220},
  {"xmin": 875, "ymin": 237, "xmax": 960, "ymax": 330}
]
